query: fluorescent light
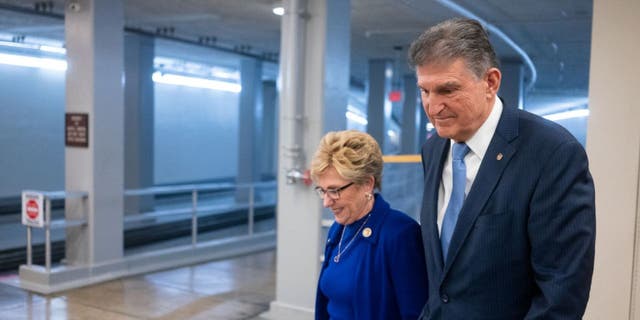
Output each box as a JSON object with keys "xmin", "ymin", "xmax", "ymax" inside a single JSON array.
[
  {"xmin": 0, "ymin": 40, "xmax": 66, "ymax": 55},
  {"xmin": 0, "ymin": 52, "xmax": 67, "ymax": 71},
  {"xmin": 152, "ymin": 71, "xmax": 241, "ymax": 93},
  {"xmin": 346, "ymin": 110, "xmax": 368, "ymax": 125},
  {"xmin": 0, "ymin": 41, "xmax": 39, "ymax": 50},
  {"xmin": 211, "ymin": 68, "xmax": 240, "ymax": 81},
  {"xmin": 543, "ymin": 109, "xmax": 589, "ymax": 121},
  {"xmin": 272, "ymin": 7, "xmax": 285, "ymax": 16},
  {"xmin": 387, "ymin": 130, "xmax": 397, "ymax": 138},
  {"xmin": 39, "ymin": 45, "xmax": 66, "ymax": 54}
]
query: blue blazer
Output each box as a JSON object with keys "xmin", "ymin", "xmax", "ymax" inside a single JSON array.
[
  {"xmin": 316, "ymin": 194, "xmax": 428, "ymax": 320},
  {"xmin": 419, "ymin": 104, "xmax": 595, "ymax": 319}
]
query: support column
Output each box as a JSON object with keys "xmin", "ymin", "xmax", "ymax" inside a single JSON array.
[
  {"xmin": 367, "ymin": 59, "xmax": 392, "ymax": 152},
  {"xmin": 499, "ymin": 59, "xmax": 525, "ymax": 109},
  {"xmin": 400, "ymin": 74, "xmax": 418, "ymax": 154},
  {"xmin": 265, "ymin": 0, "xmax": 350, "ymax": 318},
  {"xmin": 261, "ymin": 80, "xmax": 278, "ymax": 180},
  {"xmin": 236, "ymin": 58, "xmax": 263, "ymax": 201},
  {"xmin": 63, "ymin": 0, "xmax": 124, "ymax": 265},
  {"xmin": 418, "ymin": 108, "xmax": 429, "ymax": 147},
  {"xmin": 124, "ymin": 33, "xmax": 154, "ymax": 214},
  {"xmin": 584, "ymin": 0, "xmax": 640, "ymax": 318}
]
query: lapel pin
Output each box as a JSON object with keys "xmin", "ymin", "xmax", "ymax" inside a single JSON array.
[
  {"xmin": 362, "ymin": 227, "xmax": 372, "ymax": 238},
  {"xmin": 496, "ymin": 153, "xmax": 503, "ymax": 161}
]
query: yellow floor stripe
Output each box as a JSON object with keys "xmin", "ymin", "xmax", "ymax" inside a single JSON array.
[{"xmin": 382, "ymin": 154, "xmax": 421, "ymax": 163}]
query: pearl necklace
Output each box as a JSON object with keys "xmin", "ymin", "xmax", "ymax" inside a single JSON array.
[{"xmin": 333, "ymin": 213, "xmax": 371, "ymax": 263}]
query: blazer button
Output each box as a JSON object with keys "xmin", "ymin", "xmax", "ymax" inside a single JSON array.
[{"xmin": 440, "ymin": 293, "xmax": 449, "ymax": 303}]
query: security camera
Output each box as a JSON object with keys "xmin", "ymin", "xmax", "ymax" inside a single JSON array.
[{"xmin": 67, "ymin": 0, "xmax": 80, "ymax": 12}]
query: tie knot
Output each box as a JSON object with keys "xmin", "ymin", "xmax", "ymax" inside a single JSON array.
[{"xmin": 452, "ymin": 142, "xmax": 470, "ymax": 161}]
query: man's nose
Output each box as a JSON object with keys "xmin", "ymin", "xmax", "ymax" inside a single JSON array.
[{"xmin": 424, "ymin": 95, "xmax": 445, "ymax": 115}]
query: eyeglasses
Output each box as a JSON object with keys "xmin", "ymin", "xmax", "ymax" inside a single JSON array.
[{"xmin": 314, "ymin": 182, "xmax": 354, "ymax": 200}]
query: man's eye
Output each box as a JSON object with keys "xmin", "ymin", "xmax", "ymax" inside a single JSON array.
[{"xmin": 440, "ymin": 89, "xmax": 453, "ymax": 95}]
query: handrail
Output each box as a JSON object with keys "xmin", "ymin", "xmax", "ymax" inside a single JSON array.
[
  {"xmin": 383, "ymin": 154, "xmax": 421, "ymax": 163},
  {"xmin": 123, "ymin": 180, "xmax": 276, "ymax": 196},
  {"xmin": 123, "ymin": 180, "xmax": 277, "ymax": 247},
  {"xmin": 25, "ymin": 191, "xmax": 89, "ymax": 272},
  {"xmin": 122, "ymin": 202, "xmax": 269, "ymax": 224},
  {"xmin": 23, "ymin": 180, "xmax": 277, "ymax": 272},
  {"xmin": 38, "ymin": 191, "xmax": 88, "ymax": 201}
]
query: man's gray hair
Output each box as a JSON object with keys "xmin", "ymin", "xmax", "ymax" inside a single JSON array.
[{"xmin": 408, "ymin": 18, "xmax": 499, "ymax": 79}]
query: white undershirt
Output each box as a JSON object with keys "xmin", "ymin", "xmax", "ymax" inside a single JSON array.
[{"xmin": 437, "ymin": 98, "xmax": 503, "ymax": 234}]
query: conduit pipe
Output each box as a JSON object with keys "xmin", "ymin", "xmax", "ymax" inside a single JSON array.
[
  {"xmin": 435, "ymin": 0, "xmax": 538, "ymax": 91},
  {"xmin": 279, "ymin": 0, "xmax": 310, "ymax": 184}
]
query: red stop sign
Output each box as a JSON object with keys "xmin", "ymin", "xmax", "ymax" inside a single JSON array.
[{"xmin": 26, "ymin": 199, "xmax": 39, "ymax": 219}]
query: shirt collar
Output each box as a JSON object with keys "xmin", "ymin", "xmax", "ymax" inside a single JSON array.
[{"xmin": 452, "ymin": 98, "xmax": 503, "ymax": 160}]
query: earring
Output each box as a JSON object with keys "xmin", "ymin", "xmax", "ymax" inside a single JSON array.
[{"xmin": 365, "ymin": 193, "xmax": 372, "ymax": 200}]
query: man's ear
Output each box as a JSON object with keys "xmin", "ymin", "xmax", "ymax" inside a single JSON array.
[{"xmin": 485, "ymin": 67, "xmax": 501, "ymax": 96}]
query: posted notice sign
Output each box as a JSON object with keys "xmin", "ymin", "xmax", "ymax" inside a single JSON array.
[
  {"xmin": 65, "ymin": 113, "xmax": 89, "ymax": 148},
  {"xmin": 22, "ymin": 191, "xmax": 44, "ymax": 228}
]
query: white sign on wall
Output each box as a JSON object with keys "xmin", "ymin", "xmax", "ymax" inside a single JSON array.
[{"xmin": 22, "ymin": 191, "xmax": 44, "ymax": 228}]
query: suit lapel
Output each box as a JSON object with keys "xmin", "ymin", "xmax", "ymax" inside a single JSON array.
[
  {"xmin": 442, "ymin": 104, "xmax": 520, "ymax": 277},
  {"xmin": 422, "ymin": 137, "xmax": 449, "ymax": 272}
]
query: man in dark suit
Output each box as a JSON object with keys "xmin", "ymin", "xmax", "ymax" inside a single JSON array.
[{"xmin": 408, "ymin": 18, "xmax": 595, "ymax": 319}]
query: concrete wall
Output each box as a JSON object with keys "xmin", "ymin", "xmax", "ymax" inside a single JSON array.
[
  {"xmin": 0, "ymin": 63, "xmax": 241, "ymax": 198},
  {"xmin": 0, "ymin": 64, "xmax": 65, "ymax": 197},
  {"xmin": 153, "ymin": 83, "xmax": 239, "ymax": 184}
]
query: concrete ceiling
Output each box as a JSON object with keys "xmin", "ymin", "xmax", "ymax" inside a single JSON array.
[{"xmin": 0, "ymin": 0, "xmax": 593, "ymax": 113}]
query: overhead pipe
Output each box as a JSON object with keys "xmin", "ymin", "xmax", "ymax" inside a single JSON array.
[
  {"xmin": 279, "ymin": 0, "xmax": 311, "ymax": 185},
  {"xmin": 435, "ymin": 0, "xmax": 538, "ymax": 91}
]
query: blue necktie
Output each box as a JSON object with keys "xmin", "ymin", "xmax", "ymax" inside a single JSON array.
[{"xmin": 441, "ymin": 142, "xmax": 470, "ymax": 261}]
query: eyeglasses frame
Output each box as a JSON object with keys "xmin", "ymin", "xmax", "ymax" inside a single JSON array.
[{"xmin": 314, "ymin": 182, "xmax": 354, "ymax": 200}]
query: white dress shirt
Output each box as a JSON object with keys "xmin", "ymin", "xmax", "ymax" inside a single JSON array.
[{"xmin": 437, "ymin": 98, "xmax": 503, "ymax": 234}]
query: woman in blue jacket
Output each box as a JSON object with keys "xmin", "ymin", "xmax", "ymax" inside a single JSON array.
[{"xmin": 311, "ymin": 130, "xmax": 428, "ymax": 320}]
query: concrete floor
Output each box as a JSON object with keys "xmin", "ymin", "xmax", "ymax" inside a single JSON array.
[{"xmin": 0, "ymin": 250, "xmax": 276, "ymax": 320}]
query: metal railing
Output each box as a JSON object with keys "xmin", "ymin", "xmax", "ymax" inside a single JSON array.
[
  {"xmin": 22, "ymin": 181, "xmax": 276, "ymax": 271},
  {"xmin": 25, "ymin": 191, "xmax": 88, "ymax": 272},
  {"xmin": 122, "ymin": 180, "xmax": 276, "ymax": 247}
]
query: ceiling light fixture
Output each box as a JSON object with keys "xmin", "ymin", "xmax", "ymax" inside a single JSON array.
[
  {"xmin": 0, "ymin": 39, "xmax": 66, "ymax": 55},
  {"xmin": 272, "ymin": 6, "xmax": 284, "ymax": 16},
  {"xmin": 39, "ymin": 45, "xmax": 66, "ymax": 54},
  {"xmin": 346, "ymin": 110, "xmax": 368, "ymax": 125},
  {"xmin": 272, "ymin": 1, "xmax": 284, "ymax": 16},
  {"xmin": 0, "ymin": 52, "xmax": 67, "ymax": 71}
]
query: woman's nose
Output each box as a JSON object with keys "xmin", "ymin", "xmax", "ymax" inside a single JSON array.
[{"xmin": 322, "ymin": 195, "xmax": 334, "ymax": 207}]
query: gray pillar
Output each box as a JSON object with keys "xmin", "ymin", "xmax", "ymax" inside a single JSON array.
[
  {"xmin": 265, "ymin": 0, "xmax": 350, "ymax": 318},
  {"xmin": 261, "ymin": 80, "xmax": 278, "ymax": 180},
  {"xmin": 321, "ymin": 7, "xmax": 349, "ymax": 132},
  {"xmin": 401, "ymin": 74, "xmax": 418, "ymax": 154},
  {"xmin": 584, "ymin": 0, "xmax": 640, "ymax": 318},
  {"xmin": 64, "ymin": 0, "xmax": 124, "ymax": 265},
  {"xmin": 124, "ymin": 33, "xmax": 154, "ymax": 214},
  {"xmin": 418, "ymin": 108, "xmax": 429, "ymax": 147},
  {"xmin": 236, "ymin": 58, "xmax": 263, "ymax": 201},
  {"xmin": 367, "ymin": 59, "xmax": 392, "ymax": 152},
  {"xmin": 499, "ymin": 59, "xmax": 525, "ymax": 109}
]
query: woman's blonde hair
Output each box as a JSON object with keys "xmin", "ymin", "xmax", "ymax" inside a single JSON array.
[{"xmin": 310, "ymin": 130, "xmax": 383, "ymax": 190}]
